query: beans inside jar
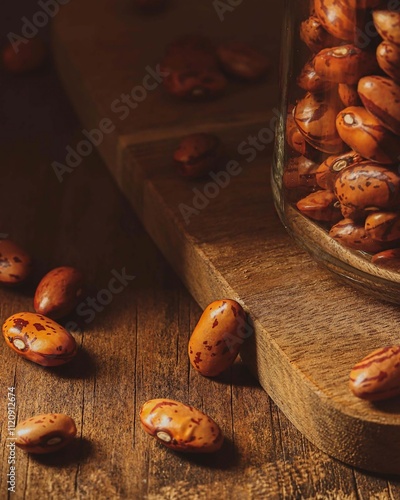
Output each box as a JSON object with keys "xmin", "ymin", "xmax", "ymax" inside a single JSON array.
[{"xmin": 281, "ymin": 1, "xmax": 400, "ymax": 271}]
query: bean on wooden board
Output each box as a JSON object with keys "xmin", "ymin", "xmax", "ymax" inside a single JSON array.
[
  {"xmin": 350, "ymin": 346, "xmax": 400, "ymax": 401},
  {"xmin": 15, "ymin": 413, "xmax": 77, "ymax": 454},
  {"xmin": 140, "ymin": 399, "xmax": 223, "ymax": 453},
  {"xmin": 2, "ymin": 312, "xmax": 77, "ymax": 366},
  {"xmin": 0, "ymin": 239, "xmax": 32, "ymax": 285},
  {"xmin": 34, "ymin": 266, "xmax": 84, "ymax": 319},
  {"xmin": 216, "ymin": 41, "xmax": 270, "ymax": 81},
  {"xmin": 188, "ymin": 299, "xmax": 251, "ymax": 377},
  {"xmin": 173, "ymin": 133, "xmax": 221, "ymax": 178}
]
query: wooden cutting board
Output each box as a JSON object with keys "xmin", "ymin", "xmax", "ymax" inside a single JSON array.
[{"xmin": 52, "ymin": 0, "xmax": 400, "ymax": 475}]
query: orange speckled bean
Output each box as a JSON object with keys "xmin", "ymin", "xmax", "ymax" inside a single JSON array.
[
  {"xmin": 372, "ymin": 248, "xmax": 400, "ymax": 269},
  {"xmin": 350, "ymin": 346, "xmax": 400, "ymax": 401},
  {"xmin": 376, "ymin": 41, "xmax": 400, "ymax": 83},
  {"xmin": 297, "ymin": 59, "xmax": 332, "ymax": 93},
  {"xmin": 329, "ymin": 218, "xmax": 388, "ymax": 253},
  {"xmin": 358, "ymin": 76, "xmax": 400, "ymax": 137},
  {"xmin": 188, "ymin": 299, "xmax": 251, "ymax": 377},
  {"xmin": 314, "ymin": 0, "xmax": 359, "ymax": 42},
  {"xmin": 336, "ymin": 106, "xmax": 400, "ymax": 164},
  {"xmin": 300, "ymin": 15, "xmax": 339, "ymax": 53},
  {"xmin": 315, "ymin": 151, "xmax": 363, "ymax": 190},
  {"xmin": 334, "ymin": 163, "xmax": 400, "ymax": 218},
  {"xmin": 365, "ymin": 212, "xmax": 400, "ymax": 242},
  {"xmin": 314, "ymin": 45, "xmax": 378, "ymax": 84},
  {"xmin": 338, "ymin": 83, "xmax": 361, "ymax": 107},
  {"xmin": 140, "ymin": 399, "xmax": 223, "ymax": 453},
  {"xmin": 296, "ymin": 190, "xmax": 341, "ymax": 222},
  {"xmin": 373, "ymin": 10, "xmax": 400, "ymax": 47},
  {"xmin": 15, "ymin": 413, "xmax": 77, "ymax": 454},
  {"xmin": 283, "ymin": 156, "xmax": 319, "ymax": 190},
  {"xmin": 2, "ymin": 312, "xmax": 77, "ymax": 367},
  {"xmin": 0, "ymin": 239, "xmax": 32, "ymax": 285}
]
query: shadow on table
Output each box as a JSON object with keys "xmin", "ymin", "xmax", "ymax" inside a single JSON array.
[
  {"xmin": 174, "ymin": 436, "xmax": 239, "ymax": 470},
  {"xmin": 49, "ymin": 347, "xmax": 96, "ymax": 380},
  {"xmin": 211, "ymin": 360, "xmax": 261, "ymax": 388},
  {"xmin": 31, "ymin": 437, "xmax": 92, "ymax": 467}
]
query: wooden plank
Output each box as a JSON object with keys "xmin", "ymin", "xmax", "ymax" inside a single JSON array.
[{"xmin": 51, "ymin": 0, "xmax": 400, "ymax": 476}]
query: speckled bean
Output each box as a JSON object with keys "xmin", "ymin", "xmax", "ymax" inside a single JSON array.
[
  {"xmin": 2, "ymin": 312, "xmax": 77, "ymax": 366},
  {"xmin": 140, "ymin": 399, "xmax": 223, "ymax": 453},
  {"xmin": 329, "ymin": 219, "xmax": 387, "ymax": 253},
  {"xmin": 0, "ymin": 239, "xmax": 32, "ymax": 285},
  {"xmin": 336, "ymin": 106, "xmax": 400, "ymax": 164},
  {"xmin": 15, "ymin": 413, "xmax": 77, "ymax": 454},
  {"xmin": 358, "ymin": 76, "xmax": 400, "ymax": 137},
  {"xmin": 188, "ymin": 299, "xmax": 250, "ymax": 377},
  {"xmin": 296, "ymin": 190, "xmax": 341, "ymax": 222},
  {"xmin": 350, "ymin": 346, "xmax": 400, "ymax": 401},
  {"xmin": 335, "ymin": 163, "xmax": 400, "ymax": 218},
  {"xmin": 314, "ymin": 45, "xmax": 378, "ymax": 84}
]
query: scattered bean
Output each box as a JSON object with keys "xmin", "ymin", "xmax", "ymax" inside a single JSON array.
[
  {"xmin": 173, "ymin": 133, "xmax": 221, "ymax": 178},
  {"xmin": 0, "ymin": 239, "xmax": 32, "ymax": 285},
  {"xmin": 15, "ymin": 413, "xmax": 77, "ymax": 454},
  {"xmin": 140, "ymin": 399, "xmax": 223, "ymax": 453},
  {"xmin": 188, "ymin": 299, "xmax": 250, "ymax": 377},
  {"xmin": 349, "ymin": 346, "xmax": 400, "ymax": 401},
  {"xmin": 34, "ymin": 267, "xmax": 84, "ymax": 319},
  {"xmin": 2, "ymin": 312, "xmax": 77, "ymax": 366}
]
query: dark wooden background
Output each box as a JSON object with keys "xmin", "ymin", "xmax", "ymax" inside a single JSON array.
[{"xmin": 1, "ymin": 2, "xmax": 400, "ymax": 499}]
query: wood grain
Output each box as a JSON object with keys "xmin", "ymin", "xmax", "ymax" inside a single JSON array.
[
  {"xmin": 49, "ymin": 0, "xmax": 400, "ymax": 477},
  {"xmin": 2, "ymin": 0, "xmax": 400, "ymax": 498}
]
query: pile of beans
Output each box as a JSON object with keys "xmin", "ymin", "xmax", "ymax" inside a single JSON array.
[
  {"xmin": 283, "ymin": 3, "xmax": 400, "ymax": 270},
  {"xmin": 161, "ymin": 35, "xmax": 270, "ymax": 100}
]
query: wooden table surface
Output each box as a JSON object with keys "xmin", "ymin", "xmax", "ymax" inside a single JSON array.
[{"xmin": 2, "ymin": 3, "xmax": 400, "ymax": 500}]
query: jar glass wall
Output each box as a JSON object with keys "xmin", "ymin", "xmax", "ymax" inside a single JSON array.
[{"xmin": 272, "ymin": 0, "xmax": 400, "ymax": 303}]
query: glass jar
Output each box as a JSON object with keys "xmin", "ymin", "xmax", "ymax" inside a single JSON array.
[{"xmin": 272, "ymin": 0, "xmax": 400, "ymax": 303}]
